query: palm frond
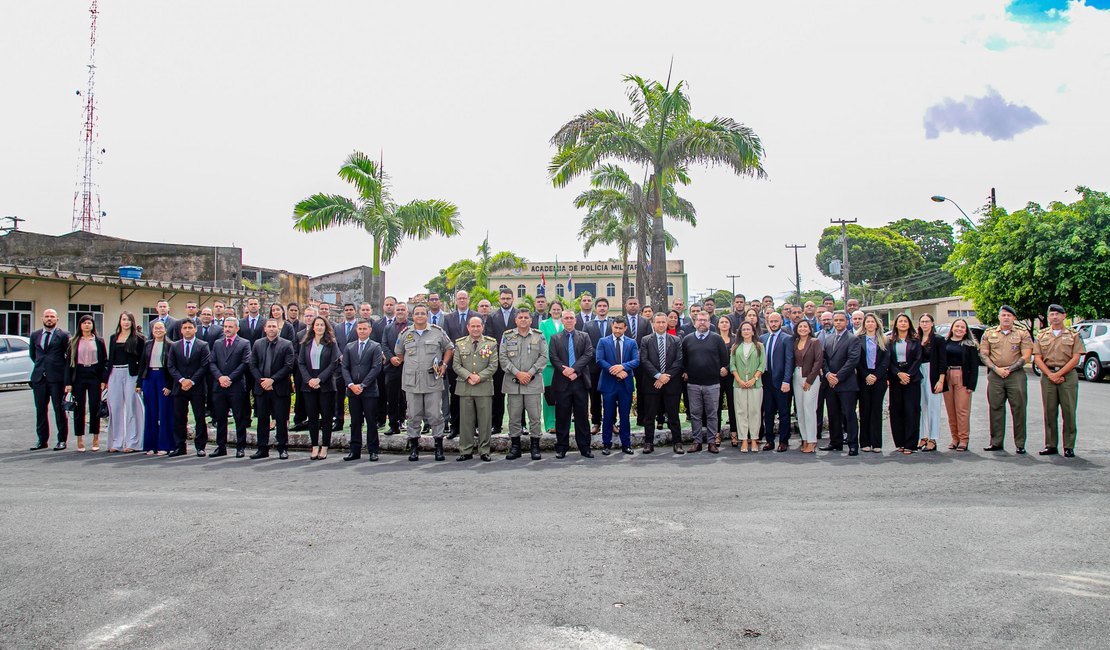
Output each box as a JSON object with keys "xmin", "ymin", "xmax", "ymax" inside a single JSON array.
[
  {"xmin": 292, "ymin": 194, "xmax": 363, "ymax": 232},
  {"xmin": 394, "ymin": 199, "xmax": 463, "ymax": 239},
  {"xmin": 337, "ymin": 151, "xmax": 386, "ymax": 202}
]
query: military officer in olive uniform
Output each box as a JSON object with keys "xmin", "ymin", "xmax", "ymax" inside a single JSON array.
[
  {"xmin": 499, "ymin": 307, "xmax": 548, "ymax": 461},
  {"xmin": 394, "ymin": 304, "xmax": 454, "ymax": 461},
  {"xmin": 452, "ymin": 316, "xmax": 498, "ymax": 462},
  {"xmin": 1032, "ymin": 304, "xmax": 1085, "ymax": 458},
  {"xmin": 979, "ymin": 305, "xmax": 1034, "ymax": 453}
]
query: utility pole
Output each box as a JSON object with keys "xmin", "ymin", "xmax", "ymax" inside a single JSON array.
[
  {"xmin": 829, "ymin": 219, "xmax": 857, "ymax": 304},
  {"xmin": 725, "ymin": 274, "xmax": 741, "ymax": 296},
  {"xmin": 990, "ymin": 187, "xmax": 996, "ymax": 212},
  {"xmin": 785, "ymin": 244, "xmax": 806, "ymax": 306}
]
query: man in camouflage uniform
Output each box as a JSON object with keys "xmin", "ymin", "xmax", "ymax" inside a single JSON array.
[
  {"xmin": 394, "ymin": 304, "xmax": 454, "ymax": 461},
  {"xmin": 979, "ymin": 305, "xmax": 1033, "ymax": 453},
  {"xmin": 499, "ymin": 307, "xmax": 548, "ymax": 461},
  {"xmin": 452, "ymin": 316, "xmax": 498, "ymax": 462},
  {"xmin": 1032, "ymin": 304, "xmax": 1085, "ymax": 458}
]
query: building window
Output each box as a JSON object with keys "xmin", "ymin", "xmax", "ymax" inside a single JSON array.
[
  {"xmin": 605, "ymin": 283, "xmax": 616, "ymax": 298},
  {"xmin": 516, "ymin": 284, "xmax": 526, "ymax": 298},
  {"xmin": 498, "ymin": 284, "xmax": 509, "ymax": 293},
  {"xmin": 667, "ymin": 282, "xmax": 674, "ymax": 297},
  {"xmin": 0, "ymin": 300, "xmax": 33, "ymax": 337},
  {"xmin": 946, "ymin": 309, "xmax": 976, "ymax": 318},
  {"xmin": 628, "ymin": 283, "xmax": 635, "ymax": 296},
  {"xmin": 69, "ymin": 303, "xmax": 104, "ymax": 334},
  {"xmin": 142, "ymin": 307, "xmax": 159, "ymax": 328},
  {"xmin": 556, "ymin": 283, "xmax": 565, "ymax": 297}
]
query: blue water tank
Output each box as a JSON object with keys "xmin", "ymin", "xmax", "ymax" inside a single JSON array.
[{"xmin": 118, "ymin": 266, "xmax": 143, "ymax": 280}]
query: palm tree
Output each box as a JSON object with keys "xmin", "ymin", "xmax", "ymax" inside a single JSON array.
[
  {"xmin": 575, "ymin": 164, "xmax": 690, "ymax": 307},
  {"xmin": 292, "ymin": 151, "xmax": 462, "ymax": 306},
  {"xmin": 550, "ymin": 71, "xmax": 766, "ymax": 309},
  {"xmin": 444, "ymin": 234, "xmax": 527, "ymax": 294}
]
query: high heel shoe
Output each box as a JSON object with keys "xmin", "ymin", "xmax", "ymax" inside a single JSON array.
[
  {"xmin": 310, "ymin": 446, "xmax": 320, "ymax": 460},
  {"xmin": 318, "ymin": 447, "xmax": 328, "ymax": 460},
  {"xmin": 917, "ymin": 439, "xmax": 927, "ymax": 451},
  {"xmin": 740, "ymin": 439, "xmax": 749, "ymax": 453},
  {"xmin": 925, "ymin": 440, "xmax": 937, "ymax": 452},
  {"xmin": 731, "ymin": 431, "xmax": 739, "ymax": 447}
]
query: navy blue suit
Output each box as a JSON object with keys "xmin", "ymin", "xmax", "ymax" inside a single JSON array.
[
  {"xmin": 596, "ymin": 334, "xmax": 639, "ymax": 449},
  {"xmin": 760, "ymin": 329, "xmax": 796, "ymax": 444}
]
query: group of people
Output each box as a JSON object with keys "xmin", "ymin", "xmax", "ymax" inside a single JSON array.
[{"xmin": 26, "ymin": 288, "xmax": 1085, "ymax": 463}]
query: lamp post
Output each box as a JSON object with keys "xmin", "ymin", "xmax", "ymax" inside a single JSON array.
[{"xmin": 931, "ymin": 195, "xmax": 977, "ymax": 231}]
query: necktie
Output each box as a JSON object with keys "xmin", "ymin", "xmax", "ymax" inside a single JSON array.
[
  {"xmin": 386, "ymin": 318, "xmax": 393, "ymax": 329},
  {"xmin": 346, "ymin": 322, "xmax": 353, "ymax": 338},
  {"xmin": 43, "ymin": 330, "xmax": 51, "ymax": 349},
  {"xmin": 358, "ymin": 340, "xmax": 365, "ymax": 357},
  {"xmin": 459, "ymin": 312, "xmax": 465, "ymax": 328},
  {"xmin": 472, "ymin": 339, "xmax": 478, "ymax": 352},
  {"xmin": 185, "ymin": 340, "xmax": 192, "ymax": 358},
  {"xmin": 225, "ymin": 338, "xmax": 232, "ymax": 349},
  {"xmin": 431, "ymin": 314, "xmax": 438, "ymax": 326},
  {"xmin": 615, "ymin": 337, "xmax": 623, "ymax": 365},
  {"xmin": 249, "ymin": 317, "xmax": 256, "ymax": 331},
  {"xmin": 264, "ymin": 341, "xmax": 275, "ymax": 377},
  {"xmin": 657, "ymin": 334, "xmax": 665, "ymax": 368},
  {"xmin": 768, "ymin": 333, "xmax": 777, "ymax": 372},
  {"xmin": 630, "ymin": 318, "xmax": 637, "ymax": 339},
  {"xmin": 567, "ymin": 334, "xmax": 576, "ymax": 367},
  {"xmin": 201, "ymin": 325, "xmax": 208, "ymax": 338}
]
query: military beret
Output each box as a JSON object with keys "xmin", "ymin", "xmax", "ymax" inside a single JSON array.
[
  {"xmin": 999, "ymin": 305, "xmax": 1017, "ymax": 316},
  {"xmin": 1048, "ymin": 304, "xmax": 1066, "ymax": 314}
]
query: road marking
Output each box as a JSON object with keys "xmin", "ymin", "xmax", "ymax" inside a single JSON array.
[{"xmin": 80, "ymin": 603, "xmax": 166, "ymax": 649}]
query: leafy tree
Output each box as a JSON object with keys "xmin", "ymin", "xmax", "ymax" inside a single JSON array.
[
  {"xmin": 887, "ymin": 218, "xmax": 955, "ymax": 266},
  {"xmin": 443, "ymin": 235, "xmax": 526, "ymax": 293},
  {"xmin": 550, "ymin": 72, "xmax": 766, "ymax": 309},
  {"xmin": 424, "ymin": 268, "xmax": 450, "ymax": 298},
  {"xmin": 947, "ymin": 186, "xmax": 1110, "ymax": 324},
  {"xmin": 816, "ymin": 224, "xmax": 924, "ymax": 288},
  {"xmin": 292, "ymin": 151, "xmax": 462, "ymax": 306}
]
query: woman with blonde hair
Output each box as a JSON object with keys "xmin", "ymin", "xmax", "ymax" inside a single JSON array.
[
  {"xmin": 943, "ymin": 319, "xmax": 980, "ymax": 451},
  {"xmin": 857, "ymin": 313, "xmax": 889, "ymax": 452}
]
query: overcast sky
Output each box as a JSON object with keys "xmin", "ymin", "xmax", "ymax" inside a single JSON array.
[{"xmin": 2, "ymin": 1, "xmax": 1108, "ymax": 302}]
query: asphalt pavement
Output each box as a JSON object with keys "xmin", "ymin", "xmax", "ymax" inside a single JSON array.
[{"xmin": 1, "ymin": 370, "xmax": 1107, "ymax": 649}]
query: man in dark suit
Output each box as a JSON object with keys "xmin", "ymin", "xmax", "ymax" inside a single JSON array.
[
  {"xmin": 168, "ymin": 301, "xmax": 199, "ymax": 340},
  {"xmin": 443, "ymin": 290, "xmax": 477, "ymax": 439},
  {"xmin": 238, "ymin": 298, "xmax": 265, "ymax": 428},
  {"xmin": 549, "ymin": 310, "xmax": 595, "ymax": 458},
  {"xmin": 725, "ymin": 294, "xmax": 747, "ymax": 333},
  {"xmin": 639, "ymin": 312, "xmax": 685, "ymax": 454},
  {"xmin": 483, "ymin": 287, "xmax": 516, "ymax": 434},
  {"xmin": 250, "ymin": 318, "xmax": 296, "ymax": 459},
  {"xmin": 819, "ymin": 311, "xmax": 862, "ymax": 456},
  {"xmin": 371, "ymin": 297, "xmax": 395, "ymax": 429},
  {"xmin": 702, "ymin": 297, "xmax": 721, "ymax": 332},
  {"xmin": 760, "ymin": 312, "xmax": 796, "ymax": 452},
  {"xmin": 574, "ymin": 293, "xmax": 595, "ymax": 331},
  {"xmin": 596, "ymin": 316, "xmax": 639, "ymax": 455},
  {"xmin": 196, "ymin": 308, "xmax": 222, "ymax": 346},
  {"xmin": 166, "ymin": 319, "xmax": 210, "ymax": 457},
  {"xmin": 585, "ymin": 296, "xmax": 612, "ymax": 434},
  {"xmin": 151, "ymin": 300, "xmax": 179, "ymax": 342},
  {"xmin": 29, "ymin": 309, "xmax": 69, "ymax": 450},
  {"xmin": 208, "ymin": 317, "xmax": 252, "ymax": 458},
  {"xmin": 332, "ymin": 303, "xmax": 359, "ymax": 432},
  {"xmin": 623, "ymin": 296, "xmax": 651, "ymax": 427},
  {"xmin": 341, "ymin": 319, "xmax": 384, "ymax": 461},
  {"xmin": 381, "ymin": 302, "xmax": 409, "ymax": 435}
]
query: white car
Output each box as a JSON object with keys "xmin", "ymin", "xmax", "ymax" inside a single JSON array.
[
  {"xmin": 1075, "ymin": 320, "xmax": 1110, "ymax": 382},
  {"xmin": 0, "ymin": 335, "xmax": 33, "ymax": 384}
]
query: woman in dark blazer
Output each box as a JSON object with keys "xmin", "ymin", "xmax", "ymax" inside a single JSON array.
[
  {"xmin": 64, "ymin": 315, "xmax": 109, "ymax": 452},
  {"xmin": 943, "ymin": 318, "xmax": 980, "ymax": 451},
  {"xmin": 105, "ymin": 311, "xmax": 146, "ymax": 452},
  {"xmin": 917, "ymin": 314, "xmax": 948, "ymax": 452},
  {"xmin": 138, "ymin": 320, "xmax": 175, "ymax": 455},
  {"xmin": 856, "ymin": 313, "xmax": 890, "ymax": 453},
  {"xmin": 887, "ymin": 314, "xmax": 923, "ymax": 454},
  {"xmin": 269, "ymin": 303, "xmax": 298, "ymax": 344},
  {"xmin": 297, "ymin": 316, "xmax": 340, "ymax": 459}
]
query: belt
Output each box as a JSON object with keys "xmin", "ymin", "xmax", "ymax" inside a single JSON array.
[
  {"xmin": 1048, "ymin": 366, "xmax": 1074, "ymax": 373},
  {"xmin": 112, "ymin": 364, "xmax": 129, "ymax": 368}
]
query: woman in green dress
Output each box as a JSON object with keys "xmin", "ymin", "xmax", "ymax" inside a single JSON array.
[{"xmin": 539, "ymin": 301, "xmax": 565, "ymax": 432}]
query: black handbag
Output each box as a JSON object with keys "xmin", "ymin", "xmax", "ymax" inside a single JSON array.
[
  {"xmin": 544, "ymin": 385, "xmax": 556, "ymax": 406},
  {"xmin": 63, "ymin": 393, "xmax": 75, "ymax": 412},
  {"xmin": 98, "ymin": 392, "xmax": 109, "ymax": 419}
]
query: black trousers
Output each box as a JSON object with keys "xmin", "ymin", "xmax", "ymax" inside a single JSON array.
[
  {"xmin": 174, "ymin": 388, "xmax": 208, "ymax": 452},
  {"xmin": 554, "ymin": 383, "xmax": 592, "ymax": 454},
  {"xmin": 827, "ymin": 389, "xmax": 859, "ymax": 450},
  {"xmin": 333, "ymin": 378, "xmax": 346, "ymax": 425},
  {"xmin": 211, "ymin": 390, "xmax": 247, "ymax": 451},
  {"xmin": 718, "ymin": 376, "xmax": 736, "ymax": 433},
  {"xmin": 763, "ymin": 382, "xmax": 792, "ymax": 444},
  {"xmin": 375, "ymin": 373, "xmax": 387, "ymax": 427},
  {"xmin": 447, "ymin": 369, "xmax": 461, "ymax": 433},
  {"xmin": 302, "ymin": 389, "xmax": 336, "ymax": 447},
  {"xmin": 70, "ymin": 367, "xmax": 102, "ymax": 437},
  {"xmin": 640, "ymin": 389, "xmax": 681, "ymax": 445},
  {"xmin": 384, "ymin": 372, "xmax": 406, "ymax": 430},
  {"xmin": 888, "ymin": 379, "xmax": 922, "ymax": 449},
  {"xmin": 348, "ymin": 390, "xmax": 380, "ymax": 454},
  {"xmin": 255, "ymin": 390, "xmax": 291, "ymax": 452},
  {"xmin": 243, "ymin": 370, "xmax": 256, "ymax": 425},
  {"xmin": 857, "ymin": 379, "xmax": 887, "ymax": 449},
  {"xmin": 32, "ymin": 380, "xmax": 68, "ymax": 445},
  {"xmin": 292, "ymin": 378, "xmax": 306, "ymax": 425},
  {"xmin": 589, "ymin": 368, "xmax": 603, "ymax": 426},
  {"xmin": 492, "ymin": 368, "xmax": 507, "ymax": 430}
]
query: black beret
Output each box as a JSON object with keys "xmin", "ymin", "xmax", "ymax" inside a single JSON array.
[
  {"xmin": 999, "ymin": 305, "xmax": 1016, "ymax": 316},
  {"xmin": 1048, "ymin": 304, "xmax": 1066, "ymax": 314}
]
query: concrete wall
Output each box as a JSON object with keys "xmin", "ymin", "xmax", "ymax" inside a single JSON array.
[{"xmin": 310, "ymin": 266, "xmax": 377, "ymax": 307}]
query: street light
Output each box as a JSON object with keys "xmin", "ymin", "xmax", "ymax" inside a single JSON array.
[{"xmin": 931, "ymin": 195, "xmax": 977, "ymax": 231}]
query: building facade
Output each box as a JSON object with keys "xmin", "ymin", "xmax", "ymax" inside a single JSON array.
[
  {"xmin": 865, "ymin": 295, "xmax": 980, "ymax": 328},
  {"xmin": 487, "ymin": 260, "xmax": 687, "ymax": 307}
]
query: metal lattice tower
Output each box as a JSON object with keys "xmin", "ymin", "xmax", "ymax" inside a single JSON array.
[{"xmin": 72, "ymin": 0, "xmax": 103, "ymax": 233}]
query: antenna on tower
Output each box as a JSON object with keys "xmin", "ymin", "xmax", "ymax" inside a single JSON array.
[{"xmin": 72, "ymin": 0, "xmax": 103, "ymax": 233}]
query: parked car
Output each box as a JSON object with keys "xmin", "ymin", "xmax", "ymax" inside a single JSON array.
[
  {"xmin": 1074, "ymin": 319, "xmax": 1110, "ymax": 381},
  {"xmin": 0, "ymin": 335, "xmax": 33, "ymax": 384}
]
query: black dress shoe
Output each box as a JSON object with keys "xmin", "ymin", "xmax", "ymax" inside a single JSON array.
[
  {"xmin": 761, "ymin": 442, "xmax": 775, "ymax": 451},
  {"xmin": 166, "ymin": 449, "xmax": 183, "ymax": 458},
  {"xmin": 491, "ymin": 426, "xmax": 503, "ymax": 434},
  {"xmin": 209, "ymin": 448, "xmax": 227, "ymax": 457},
  {"xmin": 343, "ymin": 452, "xmax": 361, "ymax": 461},
  {"xmin": 621, "ymin": 446, "xmax": 634, "ymax": 455},
  {"xmin": 673, "ymin": 444, "xmax": 685, "ymax": 455},
  {"xmin": 332, "ymin": 420, "xmax": 345, "ymax": 431},
  {"xmin": 456, "ymin": 454, "xmax": 473, "ymax": 461},
  {"xmin": 249, "ymin": 451, "xmax": 269, "ymax": 459},
  {"xmin": 446, "ymin": 431, "xmax": 458, "ymax": 440},
  {"xmin": 848, "ymin": 448, "xmax": 859, "ymax": 456},
  {"xmin": 291, "ymin": 422, "xmax": 309, "ymax": 432},
  {"xmin": 235, "ymin": 450, "xmax": 246, "ymax": 458},
  {"xmin": 386, "ymin": 427, "xmax": 400, "ymax": 436},
  {"xmin": 1063, "ymin": 448, "xmax": 1075, "ymax": 458},
  {"xmin": 1039, "ymin": 447, "xmax": 1058, "ymax": 456},
  {"xmin": 555, "ymin": 451, "xmax": 566, "ymax": 459},
  {"xmin": 278, "ymin": 450, "xmax": 289, "ymax": 460},
  {"xmin": 29, "ymin": 443, "xmax": 48, "ymax": 451},
  {"xmin": 53, "ymin": 442, "xmax": 67, "ymax": 450},
  {"xmin": 368, "ymin": 452, "xmax": 379, "ymax": 461},
  {"xmin": 983, "ymin": 445, "xmax": 1004, "ymax": 451},
  {"xmin": 580, "ymin": 450, "xmax": 594, "ymax": 458},
  {"xmin": 421, "ymin": 423, "xmax": 431, "ymax": 434},
  {"xmin": 1015, "ymin": 447, "xmax": 1026, "ymax": 454},
  {"xmin": 601, "ymin": 447, "xmax": 611, "ymax": 456},
  {"xmin": 480, "ymin": 454, "xmax": 492, "ymax": 461},
  {"xmin": 642, "ymin": 443, "xmax": 654, "ymax": 454},
  {"xmin": 196, "ymin": 449, "xmax": 207, "ymax": 457},
  {"xmin": 818, "ymin": 445, "xmax": 842, "ymax": 451}
]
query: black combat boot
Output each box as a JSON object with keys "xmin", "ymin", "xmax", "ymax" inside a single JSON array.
[
  {"xmin": 408, "ymin": 438, "xmax": 419, "ymax": 461},
  {"xmin": 530, "ymin": 437, "xmax": 541, "ymax": 460},
  {"xmin": 505, "ymin": 436, "xmax": 522, "ymax": 460},
  {"xmin": 434, "ymin": 437, "xmax": 445, "ymax": 461}
]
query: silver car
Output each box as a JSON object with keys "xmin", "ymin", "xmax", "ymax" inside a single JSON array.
[
  {"xmin": 1074, "ymin": 320, "xmax": 1110, "ymax": 382},
  {"xmin": 0, "ymin": 335, "xmax": 33, "ymax": 384}
]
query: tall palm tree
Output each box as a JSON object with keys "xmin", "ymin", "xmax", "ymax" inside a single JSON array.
[
  {"xmin": 550, "ymin": 72, "xmax": 766, "ymax": 309},
  {"xmin": 292, "ymin": 151, "xmax": 462, "ymax": 306},
  {"xmin": 579, "ymin": 164, "xmax": 694, "ymax": 304},
  {"xmin": 444, "ymin": 234, "xmax": 527, "ymax": 293}
]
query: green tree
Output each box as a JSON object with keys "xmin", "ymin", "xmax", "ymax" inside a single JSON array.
[
  {"xmin": 947, "ymin": 186, "xmax": 1110, "ymax": 324},
  {"xmin": 550, "ymin": 72, "xmax": 766, "ymax": 309},
  {"xmin": 573, "ymin": 164, "xmax": 689, "ymax": 307},
  {"xmin": 443, "ymin": 235, "xmax": 526, "ymax": 294},
  {"xmin": 885, "ymin": 217, "xmax": 959, "ymax": 299},
  {"xmin": 292, "ymin": 151, "xmax": 462, "ymax": 306},
  {"xmin": 816, "ymin": 224, "xmax": 924, "ymax": 289},
  {"xmin": 424, "ymin": 268, "xmax": 450, "ymax": 298}
]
